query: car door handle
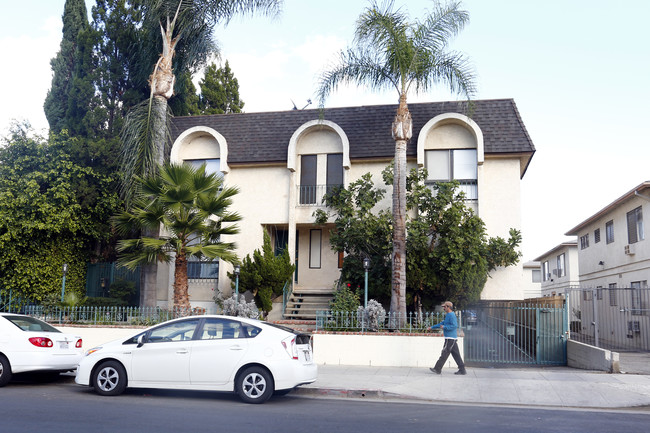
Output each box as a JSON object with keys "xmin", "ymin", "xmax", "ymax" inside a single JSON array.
[
  {"xmin": 176, "ymin": 349, "xmax": 189, "ymax": 355},
  {"xmin": 229, "ymin": 345, "xmax": 243, "ymax": 351}
]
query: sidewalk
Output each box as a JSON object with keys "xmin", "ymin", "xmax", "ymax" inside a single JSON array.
[{"xmin": 296, "ymin": 364, "xmax": 650, "ymax": 409}]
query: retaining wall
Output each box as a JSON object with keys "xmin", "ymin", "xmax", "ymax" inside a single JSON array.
[
  {"xmin": 567, "ymin": 339, "xmax": 620, "ymax": 373},
  {"xmin": 59, "ymin": 326, "xmax": 460, "ymax": 369}
]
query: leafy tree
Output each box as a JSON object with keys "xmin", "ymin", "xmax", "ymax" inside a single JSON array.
[
  {"xmin": 91, "ymin": 0, "xmax": 148, "ymax": 137},
  {"xmin": 198, "ymin": 60, "xmax": 245, "ymax": 114},
  {"xmin": 316, "ymin": 166, "xmax": 521, "ymax": 311},
  {"xmin": 314, "ymin": 175, "xmax": 393, "ymax": 304},
  {"xmin": 113, "ymin": 162, "xmax": 241, "ymax": 310},
  {"xmin": 317, "ymin": 0, "xmax": 476, "ymax": 323},
  {"xmin": 169, "ymin": 71, "xmax": 201, "ymax": 116},
  {"xmin": 44, "ymin": 0, "xmax": 93, "ymax": 134},
  {"xmin": 0, "ymin": 124, "xmax": 122, "ymax": 303},
  {"xmin": 403, "ymin": 168, "xmax": 521, "ymax": 310},
  {"xmin": 233, "ymin": 232, "xmax": 295, "ymax": 315}
]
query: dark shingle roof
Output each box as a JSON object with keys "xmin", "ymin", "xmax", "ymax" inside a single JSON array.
[{"xmin": 170, "ymin": 98, "xmax": 535, "ymax": 165}]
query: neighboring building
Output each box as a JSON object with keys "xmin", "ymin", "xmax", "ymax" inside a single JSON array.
[
  {"xmin": 146, "ymin": 99, "xmax": 535, "ymax": 314},
  {"xmin": 565, "ymin": 182, "xmax": 650, "ymax": 289},
  {"xmin": 534, "ymin": 242, "xmax": 579, "ymax": 296},
  {"xmin": 564, "ymin": 182, "xmax": 650, "ymax": 350},
  {"xmin": 521, "ymin": 261, "xmax": 542, "ymax": 299}
]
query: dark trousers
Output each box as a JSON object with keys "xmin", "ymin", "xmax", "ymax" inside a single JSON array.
[{"xmin": 434, "ymin": 338, "xmax": 465, "ymax": 371}]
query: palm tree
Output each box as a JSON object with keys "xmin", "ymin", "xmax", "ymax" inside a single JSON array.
[
  {"xmin": 114, "ymin": 162, "xmax": 242, "ymax": 311},
  {"xmin": 120, "ymin": 0, "xmax": 282, "ymax": 201},
  {"xmin": 317, "ymin": 0, "xmax": 475, "ymax": 324},
  {"xmin": 120, "ymin": 0, "xmax": 281, "ymax": 307}
]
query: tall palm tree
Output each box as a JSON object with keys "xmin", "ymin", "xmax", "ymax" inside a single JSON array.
[
  {"xmin": 120, "ymin": 0, "xmax": 281, "ymax": 307},
  {"xmin": 317, "ymin": 0, "xmax": 475, "ymax": 324},
  {"xmin": 120, "ymin": 0, "xmax": 282, "ymax": 201},
  {"xmin": 114, "ymin": 162, "xmax": 241, "ymax": 311}
]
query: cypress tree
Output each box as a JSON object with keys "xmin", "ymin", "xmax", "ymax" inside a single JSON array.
[
  {"xmin": 199, "ymin": 61, "xmax": 245, "ymax": 115},
  {"xmin": 44, "ymin": 0, "xmax": 91, "ymax": 134}
]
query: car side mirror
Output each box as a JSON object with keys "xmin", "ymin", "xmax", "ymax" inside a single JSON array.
[{"xmin": 137, "ymin": 334, "xmax": 146, "ymax": 348}]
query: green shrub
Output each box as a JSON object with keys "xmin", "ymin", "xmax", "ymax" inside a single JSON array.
[{"xmin": 330, "ymin": 283, "xmax": 360, "ymax": 313}]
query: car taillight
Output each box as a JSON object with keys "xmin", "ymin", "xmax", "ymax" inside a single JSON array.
[
  {"xmin": 281, "ymin": 336, "xmax": 298, "ymax": 360},
  {"xmin": 29, "ymin": 337, "xmax": 53, "ymax": 348},
  {"xmin": 75, "ymin": 339, "xmax": 83, "ymax": 348}
]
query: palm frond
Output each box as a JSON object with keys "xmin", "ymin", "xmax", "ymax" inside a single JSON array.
[
  {"xmin": 317, "ymin": 49, "xmax": 399, "ymax": 107},
  {"xmin": 120, "ymin": 98, "xmax": 173, "ymax": 205}
]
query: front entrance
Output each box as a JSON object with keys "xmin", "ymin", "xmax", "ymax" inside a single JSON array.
[{"xmin": 463, "ymin": 301, "xmax": 567, "ymax": 366}]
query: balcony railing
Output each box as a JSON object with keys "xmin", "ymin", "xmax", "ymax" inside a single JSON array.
[
  {"xmin": 427, "ymin": 180, "xmax": 478, "ymax": 201},
  {"xmin": 297, "ymin": 184, "xmax": 343, "ymax": 206},
  {"xmin": 187, "ymin": 260, "xmax": 219, "ymax": 279}
]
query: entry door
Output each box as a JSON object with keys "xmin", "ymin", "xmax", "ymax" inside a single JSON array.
[{"xmin": 536, "ymin": 307, "xmax": 566, "ymax": 364}]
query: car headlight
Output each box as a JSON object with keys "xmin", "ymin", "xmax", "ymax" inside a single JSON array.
[{"xmin": 85, "ymin": 347, "xmax": 102, "ymax": 356}]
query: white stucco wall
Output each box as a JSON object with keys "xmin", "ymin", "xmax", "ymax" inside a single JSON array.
[{"xmin": 478, "ymin": 158, "xmax": 525, "ymax": 299}]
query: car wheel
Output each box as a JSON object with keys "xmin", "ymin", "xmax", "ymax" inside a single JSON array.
[
  {"xmin": 236, "ymin": 366, "xmax": 274, "ymax": 404},
  {"xmin": 92, "ymin": 361, "xmax": 127, "ymax": 396},
  {"xmin": 0, "ymin": 355, "xmax": 12, "ymax": 387}
]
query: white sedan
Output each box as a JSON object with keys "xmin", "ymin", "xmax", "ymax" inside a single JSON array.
[
  {"xmin": 75, "ymin": 315, "xmax": 317, "ymax": 404},
  {"xmin": 0, "ymin": 313, "xmax": 83, "ymax": 386}
]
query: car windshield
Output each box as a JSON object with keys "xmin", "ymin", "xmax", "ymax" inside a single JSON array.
[{"xmin": 3, "ymin": 315, "xmax": 61, "ymax": 333}]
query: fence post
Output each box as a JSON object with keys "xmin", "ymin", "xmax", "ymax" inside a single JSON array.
[{"xmin": 592, "ymin": 288, "xmax": 600, "ymax": 348}]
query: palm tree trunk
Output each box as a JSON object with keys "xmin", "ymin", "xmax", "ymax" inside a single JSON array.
[
  {"xmin": 174, "ymin": 251, "xmax": 191, "ymax": 313},
  {"xmin": 139, "ymin": 11, "xmax": 179, "ymax": 307},
  {"xmin": 390, "ymin": 94, "xmax": 412, "ymax": 327}
]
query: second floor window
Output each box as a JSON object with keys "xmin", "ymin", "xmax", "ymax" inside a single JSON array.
[
  {"xmin": 556, "ymin": 253, "xmax": 565, "ymax": 277},
  {"xmin": 185, "ymin": 158, "xmax": 221, "ymax": 176},
  {"xmin": 606, "ymin": 220, "xmax": 614, "ymax": 244},
  {"xmin": 425, "ymin": 149, "xmax": 477, "ymax": 200},
  {"xmin": 627, "ymin": 206, "xmax": 644, "ymax": 244},
  {"xmin": 542, "ymin": 261, "xmax": 550, "ymax": 281},
  {"xmin": 580, "ymin": 234, "xmax": 589, "ymax": 250}
]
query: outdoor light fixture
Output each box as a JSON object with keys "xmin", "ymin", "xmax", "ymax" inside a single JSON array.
[
  {"xmin": 234, "ymin": 265, "xmax": 240, "ymax": 303},
  {"xmin": 363, "ymin": 257, "xmax": 370, "ymax": 309},
  {"xmin": 61, "ymin": 263, "xmax": 69, "ymax": 302},
  {"xmin": 598, "ymin": 261, "xmax": 605, "ymax": 266}
]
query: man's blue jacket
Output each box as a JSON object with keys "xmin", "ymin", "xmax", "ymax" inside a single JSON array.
[{"xmin": 431, "ymin": 311, "xmax": 458, "ymax": 339}]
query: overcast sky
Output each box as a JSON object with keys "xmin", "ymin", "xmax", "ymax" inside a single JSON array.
[{"xmin": 1, "ymin": 0, "xmax": 649, "ymax": 262}]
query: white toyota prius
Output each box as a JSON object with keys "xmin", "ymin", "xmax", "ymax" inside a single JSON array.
[
  {"xmin": 75, "ymin": 315, "xmax": 317, "ymax": 404},
  {"xmin": 0, "ymin": 313, "xmax": 83, "ymax": 386}
]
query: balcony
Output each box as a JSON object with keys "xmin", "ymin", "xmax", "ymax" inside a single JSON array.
[
  {"xmin": 297, "ymin": 184, "xmax": 343, "ymax": 206},
  {"xmin": 187, "ymin": 260, "xmax": 219, "ymax": 279},
  {"xmin": 427, "ymin": 180, "xmax": 478, "ymax": 201}
]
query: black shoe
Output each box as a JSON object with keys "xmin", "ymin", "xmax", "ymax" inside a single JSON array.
[
  {"xmin": 454, "ymin": 370, "xmax": 467, "ymax": 375},
  {"xmin": 430, "ymin": 368, "xmax": 441, "ymax": 375}
]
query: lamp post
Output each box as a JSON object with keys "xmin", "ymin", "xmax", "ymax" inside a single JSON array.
[
  {"xmin": 234, "ymin": 265, "xmax": 240, "ymax": 304},
  {"xmin": 363, "ymin": 257, "xmax": 370, "ymax": 309},
  {"xmin": 60, "ymin": 263, "xmax": 68, "ymax": 302}
]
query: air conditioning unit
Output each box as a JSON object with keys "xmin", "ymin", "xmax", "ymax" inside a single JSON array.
[
  {"xmin": 552, "ymin": 269, "xmax": 558, "ymax": 276},
  {"xmin": 624, "ymin": 244, "xmax": 636, "ymax": 255}
]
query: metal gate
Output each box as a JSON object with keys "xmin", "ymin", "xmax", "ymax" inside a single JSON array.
[
  {"xmin": 85, "ymin": 262, "xmax": 140, "ymax": 300},
  {"xmin": 463, "ymin": 301, "xmax": 567, "ymax": 366}
]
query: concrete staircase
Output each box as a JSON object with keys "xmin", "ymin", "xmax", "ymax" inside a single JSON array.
[{"xmin": 283, "ymin": 288, "xmax": 333, "ymax": 321}]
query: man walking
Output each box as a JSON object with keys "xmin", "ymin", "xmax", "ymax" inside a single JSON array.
[{"xmin": 430, "ymin": 301, "xmax": 466, "ymax": 375}]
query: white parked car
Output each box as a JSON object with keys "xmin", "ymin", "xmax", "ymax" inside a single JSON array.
[
  {"xmin": 75, "ymin": 315, "xmax": 317, "ymax": 404},
  {"xmin": 0, "ymin": 312, "xmax": 83, "ymax": 386}
]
